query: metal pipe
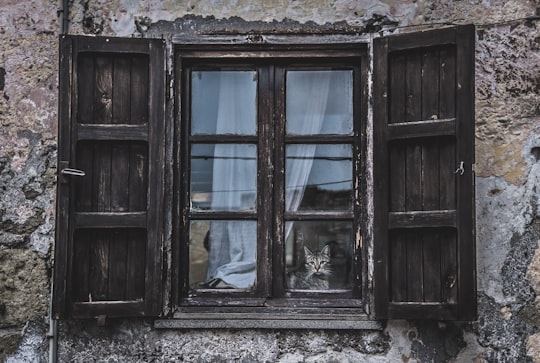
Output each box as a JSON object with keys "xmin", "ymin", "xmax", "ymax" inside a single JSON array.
[
  {"xmin": 58, "ymin": 0, "xmax": 69, "ymax": 34},
  {"xmin": 48, "ymin": 276, "xmax": 58, "ymax": 363}
]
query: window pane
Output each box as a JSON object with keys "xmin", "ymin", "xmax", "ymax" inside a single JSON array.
[
  {"xmin": 285, "ymin": 221, "xmax": 353, "ymax": 291},
  {"xmin": 191, "ymin": 71, "xmax": 257, "ymax": 135},
  {"xmin": 191, "ymin": 144, "xmax": 257, "ymax": 211},
  {"xmin": 190, "ymin": 220, "xmax": 257, "ymax": 289},
  {"xmin": 286, "ymin": 144, "xmax": 353, "ymax": 211},
  {"xmin": 286, "ymin": 70, "xmax": 353, "ymax": 135}
]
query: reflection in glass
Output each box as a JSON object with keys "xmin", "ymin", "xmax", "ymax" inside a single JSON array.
[
  {"xmin": 190, "ymin": 220, "xmax": 257, "ymax": 289},
  {"xmin": 286, "ymin": 70, "xmax": 353, "ymax": 135},
  {"xmin": 191, "ymin": 71, "xmax": 257, "ymax": 135},
  {"xmin": 286, "ymin": 144, "xmax": 353, "ymax": 211},
  {"xmin": 285, "ymin": 221, "xmax": 353, "ymax": 290},
  {"xmin": 190, "ymin": 144, "xmax": 257, "ymax": 211}
]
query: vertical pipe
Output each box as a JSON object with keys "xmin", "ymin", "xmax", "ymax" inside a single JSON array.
[{"xmin": 58, "ymin": 0, "xmax": 69, "ymax": 34}]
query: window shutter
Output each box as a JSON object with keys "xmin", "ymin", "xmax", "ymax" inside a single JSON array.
[
  {"xmin": 53, "ymin": 35, "xmax": 165, "ymax": 318},
  {"xmin": 372, "ymin": 26, "xmax": 476, "ymax": 320}
]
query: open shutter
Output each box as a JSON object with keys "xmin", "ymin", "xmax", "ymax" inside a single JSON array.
[
  {"xmin": 373, "ymin": 26, "xmax": 476, "ymax": 320},
  {"xmin": 53, "ymin": 35, "xmax": 165, "ymax": 318}
]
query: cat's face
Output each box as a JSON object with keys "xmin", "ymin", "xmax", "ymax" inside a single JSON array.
[{"xmin": 304, "ymin": 245, "xmax": 331, "ymax": 277}]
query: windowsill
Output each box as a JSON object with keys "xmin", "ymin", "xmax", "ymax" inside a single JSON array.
[{"xmin": 154, "ymin": 307, "xmax": 382, "ymax": 330}]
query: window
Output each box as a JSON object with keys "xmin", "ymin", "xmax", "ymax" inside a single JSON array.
[
  {"xmin": 54, "ymin": 25, "xmax": 476, "ymax": 323},
  {"xmin": 176, "ymin": 50, "xmax": 365, "ymax": 309}
]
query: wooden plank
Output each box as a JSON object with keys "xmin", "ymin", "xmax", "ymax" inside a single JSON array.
[
  {"xmin": 77, "ymin": 55, "xmax": 95, "ymax": 124},
  {"xmin": 422, "ymin": 48, "xmax": 441, "ymax": 121},
  {"xmin": 75, "ymin": 212, "xmax": 147, "ymax": 228},
  {"xmin": 72, "ymin": 230, "xmax": 91, "ymax": 302},
  {"xmin": 71, "ymin": 301, "xmax": 145, "ymax": 318},
  {"xmin": 388, "ymin": 210, "xmax": 456, "ymax": 229},
  {"xmin": 389, "ymin": 142, "xmax": 406, "ymax": 212},
  {"xmin": 439, "ymin": 45, "xmax": 457, "ymax": 210},
  {"xmin": 94, "ymin": 55, "xmax": 113, "ymax": 124},
  {"xmin": 422, "ymin": 230, "xmax": 441, "ymax": 302},
  {"xmin": 422, "ymin": 140, "xmax": 441, "ymax": 211},
  {"xmin": 78, "ymin": 124, "xmax": 149, "ymax": 141},
  {"xmin": 406, "ymin": 231, "xmax": 424, "ymax": 302},
  {"xmin": 93, "ymin": 143, "xmax": 111, "ymax": 212},
  {"xmin": 283, "ymin": 211, "xmax": 354, "ymax": 220},
  {"xmin": 455, "ymin": 24, "xmax": 476, "ymax": 319},
  {"xmin": 389, "ymin": 52, "xmax": 406, "ymax": 125},
  {"xmin": 371, "ymin": 36, "xmax": 390, "ymax": 318},
  {"xmin": 52, "ymin": 36, "xmax": 73, "ymax": 318},
  {"xmin": 131, "ymin": 56, "xmax": 149, "ymax": 125},
  {"xmin": 405, "ymin": 51, "xmax": 422, "ymax": 123},
  {"xmin": 404, "ymin": 51, "xmax": 424, "ymax": 302},
  {"xmin": 387, "ymin": 302, "xmax": 459, "ymax": 320},
  {"xmin": 110, "ymin": 143, "xmax": 130, "ymax": 212},
  {"xmin": 390, "ymin": 231, "xmax": 407, "ymax": 302},
  {"xmin": 175, "ymin": 306, "xmax": 367, "ymax": 316},
  {"xmin": 89, "ymin": 231, "xmax": 110, "ymax": 301},
  {"xmin": 421, "ymin": 136, "xmax": 442, "ymax": 302},
  {"xmin": 272, "ymin": 65, "xmax": 286, "ymax": 298},
  {"xmin": 355, "ymin": 54, "xmax": 368, "ymax": 300},
  {"xmin": 388, "ymin": 119, "xmax": 456, "ymax": 140},
  {"xmin": 440, "ymin": 229, "xmax": 458, "ymax": 304},
  {"xmin": 389, "ymin": 143, "xmax": 407, "ymax": 302},
  {"xmin": 112, "ymin": 56, "xmax": 131, "ymax": 124},
  {"xmin": 75, "ymin": 142, "xmax": 94, "ymax": 212},
  {"xmin": 129, "ymin": 143, "xmax": 148, "ymax": 211},
  {"xmin": 258, "ymin": 64, "xmax": 272, "ymax": 297},
  {"xmin": 126, "ymin": 230, "xmax": 146, "ymax": 300},
  {"xmin": 387, "ymin": 27, "xmax": 456, "ymax": 52},
  {"xmin": 144, "ymin": 38, "xmax": 165, "ymax": 315},
  {"xmin": 76, "ymin": 35, "xmax": 153, "ymax": 54},
  {"xmin": 439, "ymin": 46, "xmax": 457, "ymax": 120},
  {"xmin": 108, "ymin": 231, "xmax": 127, "ymax": 300}
]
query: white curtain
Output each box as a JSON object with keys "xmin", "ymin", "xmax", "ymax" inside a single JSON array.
[
  {"xmin": 205, "ymin": 71, "xmax": 331, "ymax": 288},
  {"xmin": 285, "ymin": 71, "xmax": 331, "ymax": 215}
]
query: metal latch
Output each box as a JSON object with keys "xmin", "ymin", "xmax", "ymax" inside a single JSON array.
[{"xmin": 60, "ymin": 168, "xmax": 85, "ymax": 177}]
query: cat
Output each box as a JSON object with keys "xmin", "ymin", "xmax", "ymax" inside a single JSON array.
[{"xmin": 287, "ymin": 245, "xmax": 332, "ymax": 290}]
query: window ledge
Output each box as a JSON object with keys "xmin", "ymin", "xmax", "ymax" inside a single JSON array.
[{"xmin": 155, "ymin": 313, "xmax": 382, "ymax": 330}]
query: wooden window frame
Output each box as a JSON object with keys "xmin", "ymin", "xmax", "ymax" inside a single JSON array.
[{"xmin": 171, "ymin": 45, "xmax": 371, "ymax": 321}]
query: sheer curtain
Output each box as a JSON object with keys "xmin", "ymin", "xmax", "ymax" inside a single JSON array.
[
  {"xmin": 205, "ymin": 72, "xmax": 257, "ymax": 288},
  {"xmin": 284, "ymin": 71, "xmax": 331, "ymax": 241},
  {"xmin": 205, "ymin": 71, "xmax": 331, "ymax": 288}
]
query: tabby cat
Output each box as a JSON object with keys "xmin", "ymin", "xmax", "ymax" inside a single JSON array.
[{"xmin": 287, "ymin": 245, "xmax": 332, "ymax": 290}]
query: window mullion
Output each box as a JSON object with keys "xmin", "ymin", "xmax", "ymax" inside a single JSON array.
[
  {"xmin": 272, "ymin": 64, "xmax": 287, "ymax": 298},
  {"xmin": 257, "ymin": 64, "xmax": 274, "ymax": 298}
]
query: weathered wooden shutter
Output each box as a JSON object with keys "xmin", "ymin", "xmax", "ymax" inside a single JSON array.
[
  {"xmin": 373, "ymin": 26, "xmax": 476, "ymax": 320},
  {"xmin": 53, "ymin": 35, "xmax": 165, "ymax": 318}
]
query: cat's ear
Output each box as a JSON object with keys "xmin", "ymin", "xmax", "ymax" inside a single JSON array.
[
  {"xmin": 321, "ymin": 244, "xmax": 330, "ymax": 256},
  {"xmin": 304, "ymin": 246, "xmax": 313, "ymax": 257}
]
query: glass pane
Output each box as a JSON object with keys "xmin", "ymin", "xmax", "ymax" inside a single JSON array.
[
  {"xmin": 190, "ymin": 220, "xmax": 257, "ymax": 289},
  {"xmin": 191, "ymin": 71, "xmax": 257, "ymax": 135},
  {"xmin": 286, "ymin": 70, "xmax": 353, "ymax": 135},
  {"xmin": 286, "ymin": 144, "xmax": 353, "ymax": 211},
  {"xmin": 191, "ymin": 144, "xmax": 257, "ymax": 211},
  {"xmin": 285, "ymin": 221, "xmax": 353, "ymax": 291}
]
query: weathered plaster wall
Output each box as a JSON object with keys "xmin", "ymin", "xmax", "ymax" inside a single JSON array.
[
  {"xmin": 0, "ymin": 0, "xmax": 58, "ymax": 361},
  {"xmin": 1, "ymin": 0, "xmax": 539, "ymax": 362}
]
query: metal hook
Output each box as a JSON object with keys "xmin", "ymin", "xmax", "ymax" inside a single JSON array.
[{"xmin": 454, "ymin": 161, "xmax": 465, "ymax": 176}]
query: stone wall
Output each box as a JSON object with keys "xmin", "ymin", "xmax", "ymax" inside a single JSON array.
[{"xmin": 1, "ymin": 0, "xmax": 539, "ymax": 362}]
